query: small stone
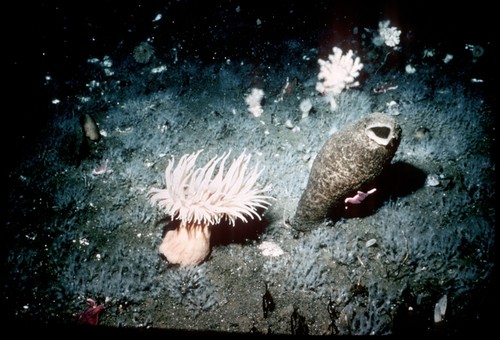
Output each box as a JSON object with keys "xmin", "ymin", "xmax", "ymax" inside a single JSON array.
[
  {"xmin": 434, "ymin": 294, "xmax": 447, "ymax": 323},
  {"xmin": 285, "ymin": 119, "xmax": 294, "ymax": 129},
  {"xmin": 414, "ymin": 127, "xmax": 430, "ymax": 140}
]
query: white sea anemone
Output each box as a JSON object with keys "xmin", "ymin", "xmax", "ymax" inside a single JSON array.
[{"xmin": 149, "ymin": 150, "xmax": 273, "ymax": 266}]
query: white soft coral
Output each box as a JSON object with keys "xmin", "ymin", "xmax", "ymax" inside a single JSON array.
[
  {"xmin": 375, "ymin": 20, "xmax": 401, "ymax": 48},
  {"xmin": 316, "ymin": 47, "xmax": 363, "ymax": 111}
]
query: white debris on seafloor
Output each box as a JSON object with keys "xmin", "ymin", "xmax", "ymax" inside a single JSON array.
[
  {"xmin": 405, "ymin": 64, "xmax": 416, "ymax": 74},
  {"xmin": 386, "ymin": 100, "xmax": 400, "ymax": 115},
  {"xmin": 284, "ymin": 119, "xmax": 294, "ymax": 129},
  {"xmin": 425, "ymin": 173, "xmax": 441, "ymax": 187},
  {"xmin": 258, "ymin": 241, "xmax": 284, "ymax": 257},
  {"xmin": 299, "ymin": 98, "xmax": 313, "ymax": 119},
  {"xmin": 443, "ymin": 54, "xmax": 454, "ymax": 64},
  {"xmin": 434, "ymin": 294, "xmax": 448, "ymax": 323}
]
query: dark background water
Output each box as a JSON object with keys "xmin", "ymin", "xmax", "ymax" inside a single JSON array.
[{"xmin": 8, "ymin": 1, "xmax": 494, "ymax": 140}]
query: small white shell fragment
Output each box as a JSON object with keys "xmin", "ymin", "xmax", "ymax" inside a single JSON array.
[
  {"xmin": 365, "ymin": 239, "xmax": 377, "ymax": 247},
  {"xmin": 434, "ymin": 294, "xmax": 447, "ymax": 323},
  {"xmin": 405, "ymin": 64, "xmax": 416, "ymax": 74},
  {"xmin": 425, "ymin": 173, "xmax": 440, "ymax": 187},
  {"xmin": 299, "ymin": 98, "xmax": 313, "ymax": 119},
  {"xmin": 285, "ymin": 119, "xmax": 294, "ymax": 129},
  {"xmin": 258, "ymin": 241, "xmax": 284, "ymax": 257}
]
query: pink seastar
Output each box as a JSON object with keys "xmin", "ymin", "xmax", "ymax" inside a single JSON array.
[
  {"xmin": 373, "ymin": 84, "xmax": 398, "ymax": 94},
  {"xmin": 73, "ymin": 298, "xmax": 104, "ymax": 325},
  {"xmin": 92, "ymin": 159, "xmax": 113, "ymax": 176},
  {"xmin": 344, "ymin": 188, "xmax": 377, "ymax": 208}
]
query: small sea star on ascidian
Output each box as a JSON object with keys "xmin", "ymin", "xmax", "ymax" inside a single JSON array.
[
  {"xmin": 344, "ymin": 188, "xmax": 377, "ymax": 208},
  {"xmin": 73, "ymin": 298, "xmax": 104, "ymax": 325}
]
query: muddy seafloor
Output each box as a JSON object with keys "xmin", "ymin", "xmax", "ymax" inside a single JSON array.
[{"xmin": 4, "ymin": 1, "xmax": 496, "ymax": 336}]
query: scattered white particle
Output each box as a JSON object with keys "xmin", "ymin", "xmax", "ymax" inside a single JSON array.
[
  {"xmin": 443, "ymin": 54, "xmax": 453, "ymax": 64},
  {"xmin": 25, "ymin": 233, "xmax": 37, "ymax": 241},
  {"xmin": 78, "ymin": 96, "xmax": 91, "ymax": 103},
  {"xmin": 386, "ymin": 100, "xmax": 400, "ymax": 116},
  {"xmin": 471, "ymin": 78, "xmax": 484, "ymax": 83},
  {"xmin": 102, "ymin": 56, "xmax": 113, "ymax": 68},
  {"xmin": 86, "ymin": 80, "xmax": 100, "ymax": 89},
  {"xmin": 405, "ymin": 64, "xmax": 416, "ymax": 74},
  {"xmin": 153, "ymin": 13, "xmax": 162, "ymax": 22},
  {"xmin": 151, "ymin": 65, "xmax": 168, "ymax": 73},
  {"xmin": 465, "ymin": 44, "xmax": 484, "ymax": 58},
  {"xmin": 116, "ymin": 127, "xmax": 133, "ymax": 133},
  {"xmin": 99, "ymin": 129, "xmax": 107, "ymax": 137},
  {"xmin": 96, "ymin": 254, "xmax": 101, "ymax": 261},
  {"xmin": 51, "ymin": 98, "xmax": 60, "ymax": 104},
  {"xmin": 23, "ymin": 305, "xmax": 29, "ymax": 310},
  {"xmin": 434, "ymin": 295, "xmax": 447, "ymax": 323},
  {"xmin": 79, "ymin": 238, "xmax": 90, "ymax": 246},
  {"xmin": 422, "ymin": 48, "xmax": 435, "ymax": 58},
  {"xmin": 256, "ymin": 18, "xmax": 261, "ymax": 26},
  {"xmin": 137, "ymin": 233, "xmax": 142, "ymax": 238},
  {"xmin": 235, "ymin": 6, "xmax": 240, "ymax": 13},
  {"xmin": 425, "ymin": 173, "xmax": 440, "ymax": 187}
]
